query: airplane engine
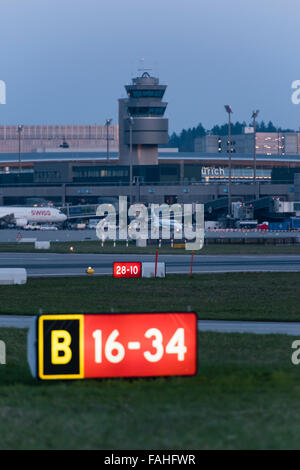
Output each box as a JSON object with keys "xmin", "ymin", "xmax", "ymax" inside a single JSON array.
[{"xmin": 15, "ymin": 218, "xmax": 28, "ymax": 227}]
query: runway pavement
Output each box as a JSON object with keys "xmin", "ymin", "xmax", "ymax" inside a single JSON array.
[
  {"xmin": 0, "ymin": 229, "xmax": 98, "ymax": 242},
  {"xmin": 0, "ymin": 228, "xmax": 299, "ymax": 243},
  {"xmin": 1, "ymin": 315, "xmax": 300, "ymax": 335},
  {"xmin": 0, "ymin": 252, "xmax": 300, "ymax": 276},
  {"xmin": 1, "ymin": 251, "xmax": 300, "ymax": 334}
]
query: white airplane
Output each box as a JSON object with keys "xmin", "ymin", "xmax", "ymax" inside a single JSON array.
[{"xmin": 0, "ymin": 206, "xmax": 67, "ymax": 227}]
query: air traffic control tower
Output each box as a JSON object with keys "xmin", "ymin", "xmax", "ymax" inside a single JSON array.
[{"xmin": 118, "ymin": 72, "xmax": 168, "ymax": 165}]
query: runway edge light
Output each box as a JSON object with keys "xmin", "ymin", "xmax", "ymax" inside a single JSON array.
[{"xmin": 27, "ymin": 312, "xmax": 198, "ymax": 380}]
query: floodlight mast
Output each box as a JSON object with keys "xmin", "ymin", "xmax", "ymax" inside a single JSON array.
[
  {"xmin": 224, "ymin": 105, "xmax": 233, "ymax": 219},
  {"xmin": 252, "ymin": 110, "xmax": 259, "ymax": 199},
  {"xmin": 105, "ymin": 119, "xmax": 113, "ymax": 161},
  {"xmin": 128, "ymin": 116, "xmax": 134, "ymax": 205},
  {"xmin": 17, "ymin": 125, "xmax": 23, "ymax": 175}
]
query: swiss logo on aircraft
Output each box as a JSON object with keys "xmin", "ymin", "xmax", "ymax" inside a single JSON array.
[{"xmin": 31, "ymin": 210, "xmax": 51, "ymax": 216}]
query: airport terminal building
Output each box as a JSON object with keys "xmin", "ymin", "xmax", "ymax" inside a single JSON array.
[{"xmin": 1, "ymin": 72, "xmax": 300, "ymax": 209}]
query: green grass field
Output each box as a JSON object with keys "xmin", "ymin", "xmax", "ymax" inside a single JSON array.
[
  {"xmin": 1, "ymin": 272, "xmax": 300, "ymax": 449},
  {"xmin": 0, "ymin": 272, "xmax": 299, "ymax": 321},
  {"xmin": 0, "ymin": 328, "xmax": 299, "ymax": 449},
  {"xmin": 1, "ymin": 240, "xmax": 300, "ymax": 255}
]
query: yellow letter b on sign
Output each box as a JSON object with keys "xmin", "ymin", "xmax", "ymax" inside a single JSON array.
[
  {"xmin": 51, "ymin": 330, "xmax": 72, "ymax": 364},
  {"xmin": 38, "ymin": 315, "xmax": 84, "ymax": 380}
]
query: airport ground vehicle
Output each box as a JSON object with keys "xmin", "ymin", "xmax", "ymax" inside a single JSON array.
[
  {"xmin": 24, "ymin": 223, "xmax": 42, "ymax": 230},
  {"xmin": 236, "ymin": 220, "xmax": 258, "ymax": 230},
  {"xmin": 268, "ymin": 221, "xmax": 289, "ymax": 231},
  {"xmin": 288, "ymin": 217, "xmax": 300, "ymax": 230},
  {"xmin": 67, "ymin": 222, "xmax": 87, "ymax": 230},
  {"xmin": 257, "ymin": 222, "xmax": 269, "ymax": 230},
  {"xmin": 87, "ymin": 219, "xmax": 99, "ymax": 229},
  {"xmin": 39, "ymin": 225, "xmax": 58, "ymax": 231}
]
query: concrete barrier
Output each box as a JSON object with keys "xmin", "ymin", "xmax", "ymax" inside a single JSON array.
[
  {"xmin": 35, "ymin": 241, "xmax": 50, "ymax": 250},
  {"xmin": 136, "ymin": 238, "xmax": 147, "ymax": 247},
  {"xmin": 0, "ymin": 268, "xmax": 27, "ymax": 285},
  {"xmin": 142, "ymin": 262, "xmax": 165, "ymax": 278},
  {"xmin": 18, "ymin": 238, "xmax": 37, "ymax": 243}
]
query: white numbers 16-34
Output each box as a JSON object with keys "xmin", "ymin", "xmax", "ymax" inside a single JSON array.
[{"xmin": 92, "ymin": 328, "xmax": 187, "ymax": 364}]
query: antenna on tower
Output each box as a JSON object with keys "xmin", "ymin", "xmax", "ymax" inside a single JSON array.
[{"xmin": 137, "ymin": 58, "xmax": 152, "ymax": 77}]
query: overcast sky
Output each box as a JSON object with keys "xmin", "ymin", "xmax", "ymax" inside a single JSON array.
[{"xmin": 1, "ymin": 0, "xmax": 300, "ymax": 133}]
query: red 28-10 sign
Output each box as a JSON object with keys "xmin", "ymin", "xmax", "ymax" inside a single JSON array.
[
  {"xmin": 30, "ymin": 313, "xmax": 198, "ymax": 380},
  {"xmin": 113, "ymin": 262, "xmax": 142, "ymax": 278}
]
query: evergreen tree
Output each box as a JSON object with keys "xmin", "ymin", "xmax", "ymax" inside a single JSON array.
[
  {"xmin": 168, "ymin": 132, "xmax": 180, "ymax": 148},
  {"xmin": 266, "ymin": 121, "xmax": 277, "ymax": 132},
  {"xmin": 257, "ymin": 121, "xmax": 266, "ymax": 132},
  {"xmin": 169, "ymin": 123, "xmax": 206, "ymax": 151}
]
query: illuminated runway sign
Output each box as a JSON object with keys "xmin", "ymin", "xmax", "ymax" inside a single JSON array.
[
  {"xmin": 27, "ymin": 313, "xmax": 197, "ymax": 380},
  {"xmin": 113, "ymin": 262, "xmax": 142, "ymax": 278}
]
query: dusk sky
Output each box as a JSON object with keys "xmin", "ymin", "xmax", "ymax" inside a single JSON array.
[{"xmin": 1, "ymin": 0, "xmax": 300, "ymax": 134}]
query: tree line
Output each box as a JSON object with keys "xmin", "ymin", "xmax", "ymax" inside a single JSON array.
[{"xmin": 168, "ymin": 121, "xmax": 295, "ymax": 152}]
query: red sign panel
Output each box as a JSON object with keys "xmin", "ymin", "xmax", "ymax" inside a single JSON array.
[
  {"xmin": 35, "ymin": 313, "xmax": 197, "ymax": 379},
  {"xmin": 113, "ymin": 262, "xmax": 142, "ymax": 278},
  {"xmin": 84, "ymin": 313, "xmax": 197, "ymax": 378}
]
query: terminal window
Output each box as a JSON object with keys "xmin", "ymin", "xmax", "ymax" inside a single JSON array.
[{"xmin": 36, "ymin": 171, "xmax": 60, "ymax": 181}]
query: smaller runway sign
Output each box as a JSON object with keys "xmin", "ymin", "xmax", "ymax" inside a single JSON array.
[{"xmin": 113, "ymin": 262, "xmax": 142, "ymax": 278}]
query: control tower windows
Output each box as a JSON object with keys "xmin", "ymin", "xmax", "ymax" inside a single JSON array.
[
  {"xmin": 128, "ymin": 90, "xmax": 165, "ymax": 98},
  {"xmin": 128, "ymin": 107, "xmax": 165, "ymax": 117}
]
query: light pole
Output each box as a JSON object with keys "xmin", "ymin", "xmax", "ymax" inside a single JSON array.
[
  {"xmin": 105, "ymin": 118, "xmax": 112, "ymax": 161},
  {"xmin": 252, "ymin": 110, "xmax": 259, "ymax": 199},
  {"xmin": 128, "ymin": 116, "xmax": 134, "ymax": 205},
  {"xmin": 17, "ymin": 125, "xmax": 23, "ymax": 175},
  {"xmin": 224, "ymin": 105, "xmax": 232, "ymax": 219}
]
